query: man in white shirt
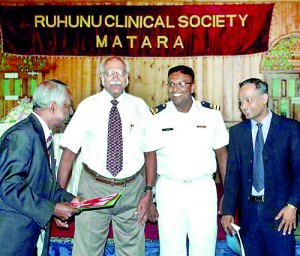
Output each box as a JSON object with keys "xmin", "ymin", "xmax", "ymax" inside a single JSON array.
[
  {"xmin": 58, "ymin": 56, "xmax": 161, "ymax": 256},
  {"xmin": 151, "ymin": 65, "xmax": 228, "ymax": 256}
]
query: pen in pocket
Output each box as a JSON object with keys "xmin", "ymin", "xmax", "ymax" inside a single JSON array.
[{"xmin": 130, "ymin": 124, "xmax": 134, "ymax": 131}]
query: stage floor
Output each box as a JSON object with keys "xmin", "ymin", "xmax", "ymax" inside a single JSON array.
[
  {"xmin": 49, "ymin": 237, "xmax": 300, "ymax": 256},
  {"xmin": 49, "ymin": 238, "xmax": 236, "ymax": 256}
]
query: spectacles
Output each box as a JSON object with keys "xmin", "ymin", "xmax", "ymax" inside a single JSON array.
[
  {"xmin": 167, "ymin": 81, "xmax": 194, "ymax": 87},
  {"xmin": 103, "ymin": 69, "xmax": 127, "ymax": 77}
]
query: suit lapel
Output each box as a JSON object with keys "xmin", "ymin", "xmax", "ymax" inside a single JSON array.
[
  {"xmin": 240, "ymin": 120, "xmax": 253, "ymax": 158},
  {"xmin": 264, "ymin": 113, "xmax": 279, "ymax": 157}
]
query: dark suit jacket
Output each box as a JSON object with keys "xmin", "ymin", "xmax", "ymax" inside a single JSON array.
[
  {"xmin": 222, "ymin": 112, "xmax": 300, "ymax": 229},
  {"xmin": 0, "ymin": 113, "xmax": 75, "ymax": 256}
]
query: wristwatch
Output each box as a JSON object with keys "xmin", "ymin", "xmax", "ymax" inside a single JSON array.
[{"xmin": 144, "ymin": 186, "xmax": 153, "ymax": 192}]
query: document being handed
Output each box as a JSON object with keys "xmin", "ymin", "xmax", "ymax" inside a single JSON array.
[{"xmin": 71, "ymin": 192, "xmax": 121, "ymax": 210}]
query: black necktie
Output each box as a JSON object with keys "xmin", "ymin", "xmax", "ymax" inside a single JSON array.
[
  {"xmin": 253, "ymin": 123, "xmax": 264, "ymax": 192},
  {"xmin": 106, "ymin": 100, "xmax": 123, "ymax": 177}
]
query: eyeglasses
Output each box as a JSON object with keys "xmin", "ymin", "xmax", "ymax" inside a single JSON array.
[
  {"xmin": 103, "ymin": 69, "xmax": 127, "ymax": 77},
  {"xmin": 167, "ymin": 81, "xmax": 194, "ymax": 87}
]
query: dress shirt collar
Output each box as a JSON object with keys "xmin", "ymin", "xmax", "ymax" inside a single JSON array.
[
  {"xmin": 32, "ymin": 112, "xmax": 52, "ymax": 141},
  {"xmin": 102, "ymin": 88, "xmax": 126, "ymax": 105},
  {"xmin": 169, "ymin": 96, "xmax": 196, "ymax": 113},
  {"xmin": 251, "ymin": 109, "xmax": 272, "ymax": 133}
]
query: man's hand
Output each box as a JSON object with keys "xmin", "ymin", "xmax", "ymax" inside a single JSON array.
[
  {"xmin": 53, "ymin": 201, "xmax": 80, "ymax": 222},
  {"xmin": 135, "ymin": 191, "xmax": 152, "ymax": 226},
  {"xmin": 54, "ymin": 197, "xmax": 82, "ymax": 228},
  {"xmin": 275, "ymin": 205, "xmax": 297, "ymax": 235},
  {"xmin": 71, "ymin": 197, "xmax": 82, "ymax": 204},
  {"xmin": 54, "ymin": 217, "xmax": 69, "ymax": 228},
  {"xmin": 221, "ymin": 215, "xmax": 235, "ymax": 236},
  {"xmin": 148, "ymin": 203, "xmax": 159, "ymax": 222}
]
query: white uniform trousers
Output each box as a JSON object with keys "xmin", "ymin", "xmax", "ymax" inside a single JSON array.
[{"xmin": 156, "ymin": 175, "xmax": 217, "ymax": 256}]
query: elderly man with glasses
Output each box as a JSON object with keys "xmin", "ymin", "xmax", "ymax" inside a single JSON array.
[{"xmin": 58, "ymin": 56, "xmax": 162, "ymax": 256}]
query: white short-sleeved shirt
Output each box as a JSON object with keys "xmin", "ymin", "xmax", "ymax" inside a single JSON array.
[
  {"xmin": 60, "ymin": 89, "xmax": 162, "ymax": 179},
  {"xmin": 152, "ymin": 99, "xmax": 229, "ymax": 180}
]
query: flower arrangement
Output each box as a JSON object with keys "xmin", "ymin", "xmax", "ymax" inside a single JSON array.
[{"xmin": 1, "ymin": 97, "xmax": 33, "ymax": 123}]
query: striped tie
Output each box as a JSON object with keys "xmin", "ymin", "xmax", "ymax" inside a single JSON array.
[{"xmin": 46, "ymin": 133, "xmax": 53, "ymax": 163}]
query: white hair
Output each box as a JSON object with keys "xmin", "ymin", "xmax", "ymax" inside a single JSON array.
[{"xmin": 32, "ymin": 80, "xmax": 68, "ymax": 110}]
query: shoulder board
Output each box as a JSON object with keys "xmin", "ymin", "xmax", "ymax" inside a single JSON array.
[
  {"xmin": 150, "ymin": 103, "xmax": 167, "ymax": 115},
  {"xmin": 201, "ymin": 101, "xmax": 221, "ymax": 111}
]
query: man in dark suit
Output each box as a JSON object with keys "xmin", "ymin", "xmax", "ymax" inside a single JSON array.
[
  {"xmin": 221, "ymin": 78, "xmax": 300, "ymax": 256},
  {"xmin": 0, "ymin": 80, "xmax": 80, "ymax": 256}
]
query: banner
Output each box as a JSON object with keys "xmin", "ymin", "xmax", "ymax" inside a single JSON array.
[{"xmin": 0, "ymin": 4, "xmax": 274, "ymax": 57}]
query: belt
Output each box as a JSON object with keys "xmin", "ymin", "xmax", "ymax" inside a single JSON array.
[
  {"xmin": 159, "ymin": 174, "xmax": 212, "ymax": 183},
  {"xmin": 251, "ymin": 195, "xmax": 265, "ymax": 203},
  {"xmin": 84, "ymin": 165, "xmax": 140, "ymax": 186}
]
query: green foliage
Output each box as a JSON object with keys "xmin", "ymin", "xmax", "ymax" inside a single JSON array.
[
  {"xmin": 17, "ymin": 55, "xmax": 47, "ymax": 72},
  {"xmin": 0, "ymin": 52, "xmax": 11, "ymax": 70},
  {"xmin": 0, "ymin": 42, "xmax": 47, "ymax": 72},
  {"xmin": 263, "ymin": 36, "xmax": 299, "ymax": 70}
]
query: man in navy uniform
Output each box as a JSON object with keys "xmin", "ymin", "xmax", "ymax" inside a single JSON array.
[{"xmin": 151, "ymin": 65, "xmax": 228, "ymax": 256}]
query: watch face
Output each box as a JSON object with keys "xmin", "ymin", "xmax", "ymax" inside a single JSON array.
[{"xmin": 145, "ymin": 186, "xmax": 153, "ymax": 191}]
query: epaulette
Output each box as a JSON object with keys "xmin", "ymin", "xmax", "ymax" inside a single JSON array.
[
  {"xmin": 201, "ymin": 101, "xmax": 221, "ymax": 111},
  {"xmin": 150, "ymin": 103, "xmax": 167, "ymax": 115}
]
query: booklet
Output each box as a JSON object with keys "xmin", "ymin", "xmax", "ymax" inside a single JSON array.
[
  {"xmin": 71, "ymin": 192, "xmax": 121, "ymax": 210},
  {"xmin": 226, "ymin": 223, "xmax": 245, "ymax": 256}
]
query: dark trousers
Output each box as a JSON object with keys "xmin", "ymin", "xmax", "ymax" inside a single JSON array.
[{"xmin": 241, "ymin": 201, "xmax": 295, "ymax": 256}]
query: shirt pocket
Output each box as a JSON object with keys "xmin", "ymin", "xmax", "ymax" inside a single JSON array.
[
  {"xmin": 126, "ymin": 121, "xmax": 145, "ymax": 153},
  {"xmin": 192, "ymin": 125, "xmax": 214, "ymax": 150}
]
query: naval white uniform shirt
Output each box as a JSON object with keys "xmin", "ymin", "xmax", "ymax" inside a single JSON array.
[{"xmin": 152, "ymin": 99, "xmax": 229, "ymax": 180}]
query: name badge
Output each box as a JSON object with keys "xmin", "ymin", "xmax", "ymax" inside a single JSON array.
[{"xmin": 162, "ymin": 128, "xmax": 174, "ymax": 131}]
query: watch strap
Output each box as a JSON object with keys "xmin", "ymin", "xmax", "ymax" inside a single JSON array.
[{"xmin": 144, "ymin": 186, "xmax": 153, "ymax": 192}]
